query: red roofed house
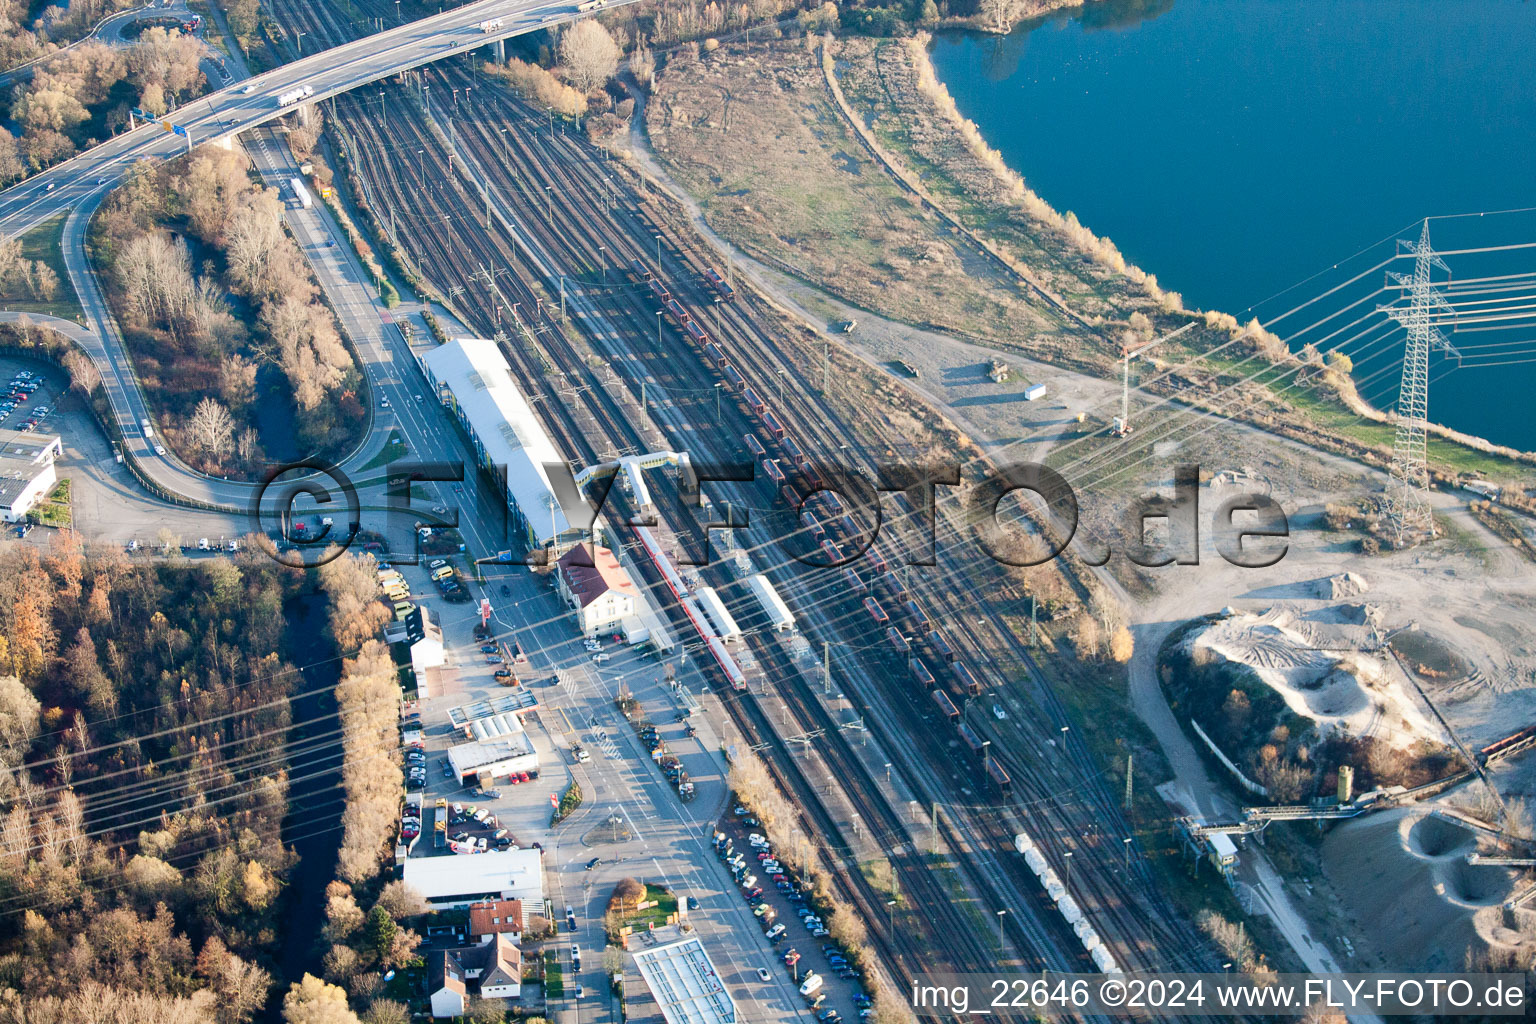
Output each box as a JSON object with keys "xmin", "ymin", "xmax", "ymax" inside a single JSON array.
[
  {"xmin": 468, "ymin": 898, "xmax": 524, "ymax": 944},
  {"xmin": 556, "ymin": 542, "xmax": 637, "ymax": 637}
]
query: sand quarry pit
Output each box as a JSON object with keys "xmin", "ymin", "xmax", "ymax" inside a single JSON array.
[{"xmin": 1322, "ymin": 808, "xmax": 1525, "ymax": 969}]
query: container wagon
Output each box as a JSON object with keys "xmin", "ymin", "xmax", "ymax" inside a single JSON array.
[
  {"xmin": 744, "ymin": 433, "xmax": 765, "ymax": 457},
  {"xmin": 842, "ymin": 567, "xmax": 866, "ymax": 593},
  {"xmin": 864, "ymin": 598, "xmax": 888, "ymax": 625},
  {"xmin": 705, "ymin": 342, "xmax": 728, "ymax": 368},
  {"xmin": 781, "ymin": 437, "xmax": 805, "ymax": 464},
  {"xmin": 665, "ymin": 298, "xmax": 691, "ymax": 324},
  {"xmin": 649, "ymin": 278, "xmax": 671, "ymax": 302},
  {"xmin": 724, "ymin": 366, "xmax": 747, "ymax": 391},
  {"xmin": 902, "ymin": 599, "xmax": 930, "ymax": 632},
  {"xmin": 762, "ymin": 459, "xmax": 786, "ymax": 485},
  {"xmin": 800, "ymin": 509, "xmax": 824, "ymax": 539},
  {"xmin": 760, "ymin": 410, "xmax": 786, "ymax": 440},
  {"xmin": 932, "ymin": 689, "xmax": 959, "ymax": 721},
  {"xmin": 685, "ymin": 320, "xmax": 709, "ymax": 344},
  {"xmin": 886, "ymin": 627, "xmax": 909, "ymax": 653},
  {"xmin": 953, "ymin": 661, "xmax": 982, "ymax": 696},
  {"xmin": 911, "ymin": 658, "xmax": 935, "ymax": 688},
  {"xmin": 743, "ymin": 388, "xmax": 765, "ymax": 416},
  {"xmin": 926, "ymin": 629, "xmax": 955, "ymax": 663},
  {"xmin": 628, "ymin": 257, "xmax": 652, "ymax": 281}
]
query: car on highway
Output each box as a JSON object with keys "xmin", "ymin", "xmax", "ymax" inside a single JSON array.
[
  {"xmin": 686, "ymin": 896, "xmax": 699, "ymax": 910},
  {"xmin": 154, "ymin": 445, "xmax": 166, "ymax": 455},
  {"xmin": 585, "ymin": 857, "xmax": 600, "ymax": 870},
  {"xmin": 242, "ymin": 84, "xmax": 255, "ymax": 93},
  {"xmin": 379, "ymin": 397, "xmax": 389, "ymax": 408},
  {"xmin": 574, "ymin": 985, "xmax": 584, "ymax": 999},
  {"xmin": 756, "ymin": 967, "xmax": 771, "ymax": 982},
  {"xmin": 565, "ymin": 906, "xmax": 576, "ymax": 931}
]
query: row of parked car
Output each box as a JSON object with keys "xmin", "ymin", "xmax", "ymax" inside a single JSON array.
[
  {"xmin": 3, "ymin": 371, "xmax": 47, "ymax": 432},
  {"xmin": 718, "ymin": 806, "xmax": 872, "ymax": 1024}
]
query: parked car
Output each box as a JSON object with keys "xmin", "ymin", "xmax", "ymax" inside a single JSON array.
[{"xmin": 756, "ymin": 967, "xmax": 771, "ymax": 982}]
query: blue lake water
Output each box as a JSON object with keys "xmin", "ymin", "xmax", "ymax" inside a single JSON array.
[{"xmin": 928, "ymin": 0, "xmax": 1536, "ymax": 452}]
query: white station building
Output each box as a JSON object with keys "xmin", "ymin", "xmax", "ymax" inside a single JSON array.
[
  {"xmin": 0, "ymin": 428, "xmax": 61, "ymax": 523},
  {"xmin": 422, "ymin": 337, "xmax": 585, "ymax": 551}
]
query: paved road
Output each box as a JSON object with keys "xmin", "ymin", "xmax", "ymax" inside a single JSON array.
[
  {"xmin": 0, "ymin": 2, "xmax": 198, "ymax": 90},
  {"xmin": 0, "ymin": 0, "xmax": 641, "ymax": 241}
]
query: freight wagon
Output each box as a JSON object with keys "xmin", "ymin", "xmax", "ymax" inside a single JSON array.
[
  {"xmin": 820, "ymin": 539, "xmax": 843, "ymax": 564},
  {"xmin": 953, "ymin": 661, "xmax": 982, "ymax": 696},
  {"xmin": 704, "ymin": 267, "xmax": 735, "ymax": 299},
  {"xmin": 665, "ymin": 298, "xmax": 691, "ymax": 324},
  {"xmin": 902, "ymin": 600, "xmax": 930, "ymax": 632},
  {"xmin": 866, "ymin": 549, "xmax": 888, "ymax": 575},
  {"xmin": 760, "ymin": 410, "xmax": 786, "ymax": 440},
  {"xmin": 800, "ymin": 510, "xmax": 824, "ymax": 539},
  {"xmin": 986, "ymin": 759, "xmax": 1011, "ymax": 792},
  {"xmin": 629, "ymin": 257, "xmax": 652, "ymax": 281},
  {"xmin": 864, "ymin": 598, "xmax": 888, "ymax": 624},
  {"xmin": 842, "ymin": 568, "xmax": 866, "ymax": 593},
  {"xmin": 780, "ymin": 484, "xmax": 802, "ymax": 509},
  {"xmin": 958, "ymin": 722, "xmax": 985, "ymax": 756},
  {"xmin": 743, "ymin": 388, "xmax": 765, "ymax": 415},
  {"xmin": 926, "ymin": 629, "xmax": 955, "ymax": 663},
  {"xmin": 781, "ymin": 437, "xmax": 805, "ymax": 464},
  {"xmin": 724, "ymin": 366, "xmax": 746, "ymax": 391},
  {"xmin": 685, "ymin": 320, "xmax": 709, "ymax": 344},
  {"xmin": 886, "ymin": 627, "xmax": 909, "ymax": 653},
  {"xmin": 762, "ymin": 459, "xmax": 785, "ymax": 484},
  {"xmin": 744, "ymin": 433, "xmax": 766, "ymax": 457},
  {"xmin": 649, "ymin": 278, "xmax": 670, "ymax": 302},
  {"xmin": 705, "ymin": 342, "xmax": 728, "ymax": 368},
  {"xmin": 932, "ymin": 689, "xmax": 959, "ymax": 721},
  {"xmin": 911, "ymin": 658, "xmax": 935, "ymax": 687}
]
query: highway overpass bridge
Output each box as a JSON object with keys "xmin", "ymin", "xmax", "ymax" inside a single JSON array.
[
  {"xmin": 0, "ymin": 0, "xmax": 637, "ymax": 239},
  {"xmin": 0, "ymin": 0, "xmax": 634, "ymax": 512}
]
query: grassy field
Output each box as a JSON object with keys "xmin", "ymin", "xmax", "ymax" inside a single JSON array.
[
  {"xmin": 6, "ymin": 214, "xmax": 85, "ymax": 322},
  {"xmin": 359, "ymin": 431, "xmax": 409, "ymax": 470},
  {"xmin": 31, "ymin": 478, "xmax": 72, "ymax": 528}
]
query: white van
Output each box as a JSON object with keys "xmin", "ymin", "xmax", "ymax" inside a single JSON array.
[
  {"xmin": 140, "ymin": 418, "xmax": 153, "ymax": 438},
  {"xmin": 799, "ymin": 974, "xmax": 823, "ymax": 997}
]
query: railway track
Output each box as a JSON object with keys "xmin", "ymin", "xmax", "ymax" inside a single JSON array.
[{"xmin": 258, "ymin": 0, "xmax": 1212, "ymax": 995}]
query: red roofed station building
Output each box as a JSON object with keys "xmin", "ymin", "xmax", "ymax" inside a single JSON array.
[{"xmin": 556, "ymin": 542, "xmax": 637, "ymax": 637}]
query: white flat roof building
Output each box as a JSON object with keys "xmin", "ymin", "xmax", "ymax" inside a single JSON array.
[
  {"xmin": 0, "ymin": 455, "xmax": 55, "ymax": 523},
  {"xmin": 446, "ymin": 733, "xmax": 538, "ymax": 785},
  {"xmin": 630, "ymin": 933, "xmax": 737, "ymax": 1024},
  {"xmin": 422, "ymin": 337, "xmax": 575, "ymax": 549},
  {"xmin": 404, "ymin": 848, "xmax": 544, "ymax": 908}
]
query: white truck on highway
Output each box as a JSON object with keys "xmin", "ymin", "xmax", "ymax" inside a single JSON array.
[
  {"xmin": 140, "ymin": 418, "xmax": 152, "ymax": 438},
  {"xmin": 289, "ymin": 177, "xmax": 313, "ymax": 210},
  {"xmin": 277, "ymin": 84, "xmax": 314, "ymax": 107},
  {"xmin": 478, "ymin": 18, "xmax": 504, "ymax": 30}
]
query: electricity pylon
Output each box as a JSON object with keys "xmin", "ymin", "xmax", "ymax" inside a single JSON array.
[{"xmin": 1380, "ymin": 221, "xmax": 1459, "ymax": 542}]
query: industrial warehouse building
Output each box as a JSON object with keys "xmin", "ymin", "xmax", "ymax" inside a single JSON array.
[
  {"xmin": 403, "ymin": 848, "xmax": 544, "ymax": 908},
  {"xmin": 625, "ymin": 928, "xmax": 737, "ymax": 1024},
  {"xmin": 422, "ymin": 337, "xmax": 585, "ymax": 551},
  {"xmin": 0, "ymin": 428, "xmax": 60, "ymax": 523},
  {"xmin": 446, "ymin": 730, "xmax": 538, "ymax": 785}
]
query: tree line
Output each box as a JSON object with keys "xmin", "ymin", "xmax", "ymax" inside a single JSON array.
[
  {"xmin": 0, "ymin": 536, "xmax": 322, "ymax": 1020},
  {"xmin": 2, "ymin": 28, "xmax": 206, "ymax": 185},
  {"xmin": 91, "ymin": 147, "xmax": 367, "ymax": 477}
]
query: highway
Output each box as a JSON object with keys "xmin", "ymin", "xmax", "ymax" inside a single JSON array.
[{"xmin": 0, "ymin": 0, "xmax": 640, "ymax": 239}]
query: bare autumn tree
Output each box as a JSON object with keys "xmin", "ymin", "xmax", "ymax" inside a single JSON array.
[
  {"xmin": 977, "ymin": 0, "xmax": 1023, "ymax": 33},
  {"xmin": 185, "ymin": 397, "xmax": 236, "ymax": 461},
  {"xmin": 282, "ymin": 974, "xmax": 361, "ymax": 1024},
  {"xmin": 559, "ymin": 19, "xmax": 621, "ymax": 94},
  {"xmin": 319, "ymin": 553, "xmax": 391, "ymax": 653},
  {"xmin": 609, "ymin": 877, "xmax": 645, "ymax": 915},
  {"xmin": 333, "ymin": 642, "xmax": 402, "ymax": 884}
]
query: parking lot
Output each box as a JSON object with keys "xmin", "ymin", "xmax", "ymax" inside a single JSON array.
[
  {"xmin": 0, "ymin": 364, "xmax": 58, "ymax": 438},
  {"xmin": 713, "ymin": 810, "xmax": 867, "ymax": 1024}
]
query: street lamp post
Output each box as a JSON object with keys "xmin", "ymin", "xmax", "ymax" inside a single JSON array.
[
  {"xmin": 887, "ymin": 899, "xmax": 896, "ymax": 933},
  {"xmin": 1123, "ymin": 836, "xmax": 1133, "ymax": 869},
  {"xmin": 996, "ymin": 909, "xmax": 1006, "ymax": 955},
  {"xmin": 1063, "ymin": 850, "xmax": 1072, "ymax": 891}
]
